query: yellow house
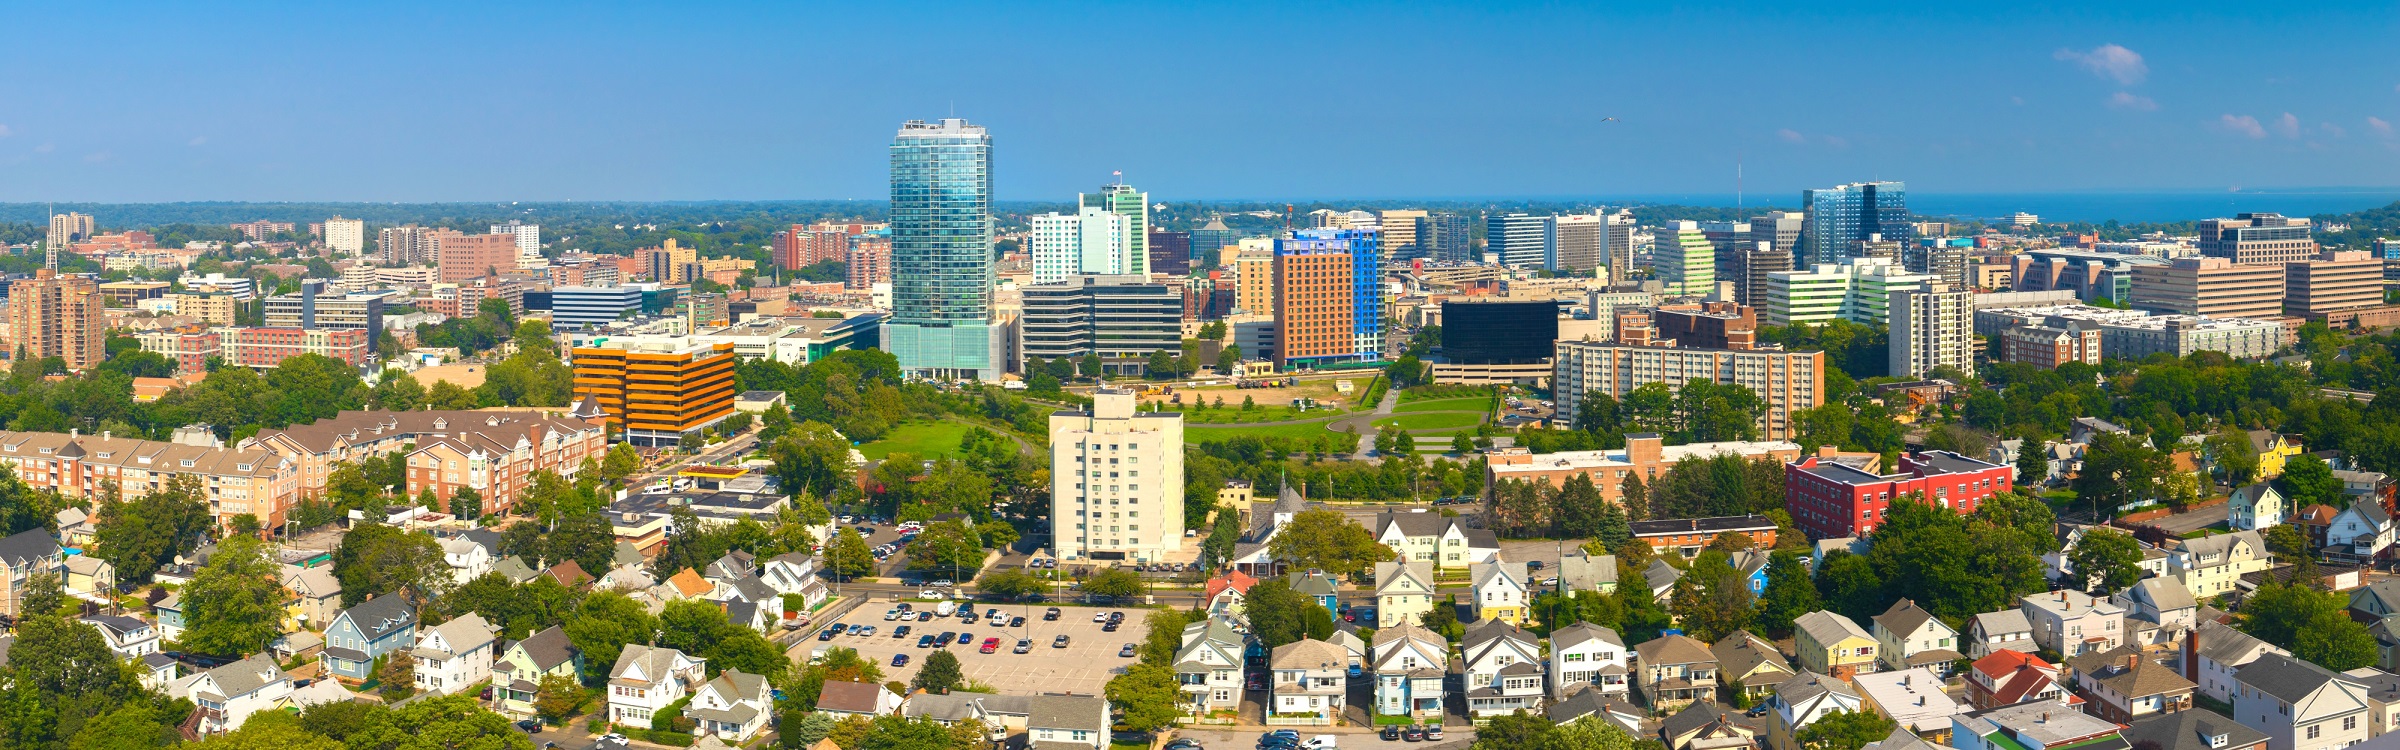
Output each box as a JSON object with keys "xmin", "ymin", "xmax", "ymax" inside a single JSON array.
[
  {"xmin": 2249, "ymin": 430, "xmax": 2303, "ymax": 480},
  {"xmin": 1470, "ymin": 561, "xmax": 1530, "ymax": 626},
  {"xmin": 281, "ymin": 564, "xmax": 342, "ymax": 632},
  {"xmin": 1793, "ymin": 611, "xmax": 1880, "ymax": 679}
]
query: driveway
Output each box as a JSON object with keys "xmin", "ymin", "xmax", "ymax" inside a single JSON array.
[{"xmin": 2136, "ymin": 504, "xmax": 2229, "ymax": 536}]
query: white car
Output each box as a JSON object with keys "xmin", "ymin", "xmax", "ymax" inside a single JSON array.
[
  {"xmin": 1093, "ymin": 612, "xmax": 1107, "ymax": 623},
  {"xmin": 883, "ymin": 609, "xmax": 900, "ymax": 621},
  {"xmin": 919, "ymin": 589, "xmax": 943, "ymax": 599}
]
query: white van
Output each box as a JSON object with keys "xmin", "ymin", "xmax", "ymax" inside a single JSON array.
[
  {"xmin": 1301, "ymin": 736, "xmax": 1337, "ymax": 749},
  {"xmin": 936, "ymin": 600, "xmax": 958, "ymax": 617}
]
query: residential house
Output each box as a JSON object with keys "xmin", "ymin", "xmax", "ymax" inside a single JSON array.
[
  {"xmin": 2185, "ymin": 620, "xmax": 2290, "ymax": 706},
  {"xmin": 1715, "ymin": 630, "xmax": 1797, "ymax": 701},
  {"xmin": 1174, "ymin": 616, "xmax": 1248, "ymax": 714},
  {"xmin": 441, "ymin": 537, "xmax": 491, "ymax": 586},
  {"xmin": 760, "ymin": 551, "xmax": 828, "ymax": 611},
  {"xmin": 495, "ymin": 625, "xmax": 580, "ymax": 717},
  {"xmin": 1859, "ymin": 726, "xmax": 1959, "ymax": 750},
  {"xmin": 1769, "ymin": 671, "xmax": 1863, "ymax": 750},
  {"xmin": 1471, "ymin": 560, "xmax": 1530, "ymax": 626},
  {"xmin": 2246, "ymin": 430, "xmax": 2304, "ymax": 480},
  {"xmin": 1873, "ymin": 598, "xmax": 1965, "ymax": 676},
  {"xmin": 1855, "ymin": 668, "xmax": 1969, "ymax": 741},
  {"xmin": 2119, "ymin": 709, "xmax": 2270, "ymax": 750},
  {"xmin": 1024, "ymin": 694, "xmax": 1111, "ymax": 750},
  {"xmin": 1794, "ymin": 610, "xmax": 1881, "ymax": 678},
  {"xmin": 282, "ymin": 564, "xmax": 342, "ymax": 632},
  {"xmin": 1373, "ymin": 622, "xmax": 1449, "ymax": 718},
  {"xmin": 1373, "ymin": 556, "xmax": 1437, "ymax": 628},
  {"xmin": 2117, "ymin": 577, "xmax": 2201, "ymax": 650},
  {"xmin": 1461, "ymin": 619, "xmax": 1545, "ymax": 718},
  {"xmin": 2170, "ymin": 529, "xmax": 2272, "ymax": 599},
  {"xmin": 2070, "ymin": 416, "xmax": 2133, "ymax": 445},
  {"xmin": 2338, "ymin": 668, "xmax": 2400, "ymax": 738},
  {"xmin": 1950, "ymin": 701, "xmax": 2125, "ymax": 750},
  {"xmin": 2323, "ymin": 498, "xmax": 2395, "ymax": 566},
  {"xmin": 0, "ymin": 528, "xmax": 62, "ymax": 617},
  {"xmin": 1373, "ymin": 510, "xmax": 1493, "ymax": 569},
  {"xmin": 138, "ymin": 652, "xmax": 179, "ymax": 690},
  {"xmin": 1558, "ymin": 551, "xmax": 1618, "ymax": 595},
  {"xmin": 2228, "ymin": 483, "xmax": 2286, "ymax": 531},
  {"xmin": 542, "ymin": 560, "xmax": 594, "ymax": 589},
  {"xmin": 2050, "ymin": 524, "xmax": 2173, "ymax": 586},
  {"xmin": 63, "ymin": 555, "xmax": 112, "ymax": 600},
  {"xmin": 1967, "ymin": 610, "xmax": 2037, "ymax": 659},
  {"xmin": 494, "ymin": 556, "xmax": 542, "ymax": 585},
  {"xmin": 1636, "ymin": 634, "xmax": 1721, "ymax": 710},
  {"xmin": 411, "ymin": 612, "xmax": 497, "ymax": 696},
  {"xmin": 1965, "ymin": 650, "xmax": 2072, "ymax": 711},
  {"xmin": 814, "ymin": 680, "xmax": 901, "ymax": 719},
  {"xmin": 664, "ymin": 568, "xmax": 713, "ymax": 602},
  {"xmin": 1645, "ymin": 558, "xmax": 1684, "ymax": 600},
  {"xmin": 54, "ymin": 507, "xmax": 93, "ymax": 548},
  {"xmin": 1662, "ymin": 701, "xmax": 1758, "ymax": 750},
  {"xmin": 1551, "ymin": 622, "xmax": 1630, "ymax": 700},
  {"xmin": 687, "ymin": 670, "xmax": 774, "ymax": 742},
  {"xmin": 175, "ymin": 653, "xmax": 293, "ymax": 737},
  {"xmin": 607, "ymin": 644, "xmax": 708, "ymax": 726},
  {"xmin": 1546, "ymin": 688, "xmax": 1646, "ymax": 734},
  {"xmin": 1203, "ymin": 570, "xmax": 1260, "ymax": 618},
  {"xmin": 2066, "ymin": 645, "xmax": 2195, "ymax": 723},
  {"xmin": 2231, "ymin": 653, "xmax": 2371, "ymax": 750},
  {"xmin": 323, "ymin": 594, "xmax": 419, "ymax": 682},
  {"xmin": 154, "ymin": 593, "xmax": 185, "ymax": 641},
  {"xmin": 1268, "ymin": 637, "xmax": 1348, "ymax": 725},
  {"xmin": 2020, "ymin": 588, "xmax": 2125, "ymax": 658},
  {"xmin": 1290, "ymin": 569, "xmax": 1341, "ymax": 614},
  {"xmin": 1325, "ymin": 630, "xmax": 1367, "ymax": 669},
  {"xmin": 2354, "ymin": 581, "xmax": 2400, "ymax": 671},
  {"xmin": 704, "ymin": 551, "xmax": 755, "ymax": 580},
  {"xmin": 82, "ymin": 614, "xmax": 160, "ymax": 658}
]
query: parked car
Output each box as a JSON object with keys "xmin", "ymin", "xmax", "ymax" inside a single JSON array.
[
  {"xmin": 515, "ymin": 719, "xmax": 544, "ymax": 732},
  {"xmin": 1053, "ymin": 634, "xmax": 1071, "ymax": 648},
  {"xmin": 1009, "ymin": 616, "xmax": 1026, "ymax": 627},
  {"xmin": 1013, "ymin": 638, "xmax": 1033, "ymax": 654},
  {"xmin": 937, "ymin": 632, "xmax": 956, "ymax": 646},
  {"xmin": 882, "ymin": 609, "xmax": 900, "ymax": 621},
  {"xmin": 1119, "ymin": 643, "xmax": 1138, "ymax": 657},
  {"xmin": 891, "ymin": 654, "xmax": 910, "ymax": 667},
  {"xmin": 1093, "ymin": 612, "xmax": 1107, "ymax": 623},
  {"xmin": 917, "ymin": 611, "xmax": 934, "ymax": 622},
  {"xmin": 1381, "ymin": 725, "xmax": 1401, "ymax": 741},
  {"xmin": 1045, "ymin": 607, "xmax": 1062, "ymax": 621},
  {"xmin": 980, "ymin": 637, "xmax": 1002, "ymax": 654},
  {"xmin": 1423, "ymin": 725, "xmax": 1442, "ymax": 741},
  {"xmin": 916, "ymin": 635, "xmax": 936, "ymax": 648},
  {"xmin": 893, "ymin": 626, "xmax": 912, "ymax": 639}
]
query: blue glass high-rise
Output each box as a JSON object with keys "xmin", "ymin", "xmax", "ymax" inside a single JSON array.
[
  {"xmin": 1801, "ymin": 181, "xmax": 1912, "ymax": 267},
  {"xmin": 883, "ymin": 118, "xmax": 1000, "ymax": 380}
]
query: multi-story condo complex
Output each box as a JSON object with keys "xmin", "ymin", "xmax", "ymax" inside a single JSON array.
[
  {"xmin": 1889, "ymin": 285, "xmax": 1973, "ymax": 378},
  {"xmin": 1652, "ymin": 221, "xmax": 1716, "ymax": 296},
  {"xmin": 48, "ymin": 212, "xmax": 95, "ymax": 247},
  {"xmin": 845, "ymin": 236, "xmax": 891, "ymax": 290},
  {"xmin": 1271, "ymin": 229, "xmax": 1381, "ymax": 369},
  {"xmin": 167, "ymin": 291, "xmax": 239, "ymax": 325},
  {"xmin": 2128, "ymin": 257, "xmax": 2286, "ymax": 319},
  {"xmin": 9, "ymin": 270, "xmax": 105, "ymax": 371},
  {"xmin": 2285, "ymin": 250, "xmax": 2383, "ymax": 316},
  {"xmin": 435, "ymin": 232, "xmax": 518, "ymax": 283},
  {"xmin": 1486, "ymin": 213, "xmax": 1550, "ymax": 268},
  {"xmin": 137, "ymin": 326, "xmax": 373, "ymax": 375},
  {"xmin": 1654, "ymin": 302, "xmax": 1758, "ymax": 350},
  {"xmin": 1552, "ymin": 340, "xmax": 1824, "ymax": 440},
  {"xmin": 1049, "ymin": 389, "xmax": 1185, "ymax": 563},
  {"xmin": 570, "ymin": 339, "xmax": 739, "ymax": 447},
  {"xmin": 1904, "ymin": 238, "xmax": 1974, "ymax": 291},
  {"xmin": 635, "ymin": 238, "xmax": 698, "ymax": 284},
  {"xmin": 1997, "ymin": 317, "xmax": 2102, "ymax": 369},
  {"xmin": 229, "ymin": 220, "xmax": 296, "ymax": 239},
  {"xmin": 1785, "ymin": 450, "xmax": 2014, "ymax": 539},
  {"xmin": 1081, "ymin": 183, "xmax": 1149, "ymax": 276},
  {"xmin": 884, "ymin": 118, "xmax": 1000, "ymax": 380},
  {"xmin": 377, "ymin": 225, "xmax": 434, "ymax": 265},
  {"xmin": 245, "ymin": 408, "xmax": 605, "ymax": 505},
  {"xmin": 1802, "ymin": 181, "xmax": 1912, "ymax": 267},
  {"xmin": 773, "ymin": 225, "xmax": 854, "ymax": 270},
  {"xmin": 2198, "ymin": 213, "xmax": 2317, "ymax": 266},
  {"xmin": 1019, "ymin": 275, "xmax": 1181, "ymax": 375},
  {"xmin": 323, "ymin": 216, "xmax": 365, "ymax": 254},
  {"xmin": 1028, "ymin": 208, "xmax": 1131, "ymax": 283},
  {"xmin": 1761, "ymin": 258, "xmax": 1938, "ymax": 326},
  {"xmin": 1485, "ymin": 435, "xmax": 1802, "ymax": 507},
  {"xmin": 0, "ymin": 429, "xmax": 299, "ymax": 531},
  {"xmin": 2007, "ymin": 248, "xmax": 2165, "ymax": 305},
  {"xmin": 489, "ymin": 221, "xmax": 540, "ymax": 254},
  {"xmin": 1231, "ymin": 250, "xmax": 1275, "ymax": 315},
  {"xmin": 1977, "ymin": 305, "xmax": 2285, "ymax": 362},
  {"xmin": 262, "ymin": 280, "xmax": 385, "ymax": 343}
]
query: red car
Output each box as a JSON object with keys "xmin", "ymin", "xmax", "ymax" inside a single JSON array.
[{"xmin": 979, "ymin": 637, "xmax": 1002, "ymax": 654}]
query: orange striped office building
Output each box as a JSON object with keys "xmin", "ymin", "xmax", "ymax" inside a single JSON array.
[{"xmin": 571, "ymin": 340, "xmax": 739, "ymax": 447}]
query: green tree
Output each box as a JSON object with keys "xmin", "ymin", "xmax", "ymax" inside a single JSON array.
[
  {"xmin": 2279, "ymin": 453, "xmax": 2343, "ymax": 509},
  {"xmin": 533, "ymin": 673, "xmax": 585, "ymax": 725},
  {"xmin": 1755, "ymin": 549, "xmax": 1821, "ymax": 638},
  {"xmin": 976, "ymin": 569, "xmax": 1045, "ymax": 600},
  {"xmin": 2015, "ymin": 439, "xmax": 2052, "ymax": 484},
  {"xmin": 1246, "ymin": 578, "xmax": 1333, "ymax": 647},
  {"xmin": 1669, "ymin": 550, "xmax": 1756, "ymax": 642},
  {"xmin": 826, "ymin": 527, "xmax": 876, "ymax": 580},
  {"xmin": 2067, "ymin": 527, "xmax": 2144, "ymax": 596},
  {"xmin": 88, "ymin": 474, "xmax": 212, "ymax": 582},
  {"xmin": 903, "ymin": 519, "xmax": 985, "ymax": 581},
  {"xmin": 912, "ymin": 649, "xmax": 964, "ymax": 694},
  {"xmin": 2241, "ymin": 581, "xmax": 2378, "ymax": 670},
  {"xmin": 67, "ymin": 703, "xmax": 181, "ymax": 750},
  {"xmin": 1813, "ymin": 551, "xmax": 1884, "ymax": 624},
  {"xmin": 1104, "ymin": 663, "xmax": 1182, "ymax": 734},
  {"xmin": 179, "ymin": 535, "xmax": 286, "ymax": 657},
  {"xmin": 2071, "ymin": 431, "xmax": 2170, "ymax": 519},
  {"xmin": 333, "ymin": 522, "xmax": 449, "ymax": 607},
  {"xmin": 1553, "ymin": 473, "xmax": 1606, "ymax": 539},
  {"xmin": 1267, "ymin": 508, "xmax": 1396, "ymax": 580},
  {"xmin": 1594, "ymin": 497, "xmax": 1631, "ymax": 552},
  {"xmin": 564, "ymin": 592, "xmax": 658, "ymax": 681},
  {"xmin": 769, "ymin": 422, "xmax": 863, "ymax": 499},
  {"xmin": 1082, "ymin": 568, "xmax": 1143, "ymax": 600},
  {"xmin": 1796, "ymin": 709, "xmax": 1897, "ymax": 750},
  {"xmin": 2205, "ymin": 428, "xmax": 2259, "ymax": 486}
]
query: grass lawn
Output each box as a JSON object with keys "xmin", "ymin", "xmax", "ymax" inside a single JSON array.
[
  {"xmin": 1374, "ymin": 412, "xmax": 1486, "ymax": 431},
  {"xmin": 1183, "ymin": 408, "xmax": 1311, "ymax": 425},
  {"xmin": 1187, "ymin": 420, "xmax": 1348, "ymax": 442},
  {"xmin": 1393, "ymin": 397, "xmax": 1491, "ymax": 414},
  {"xmin": 1400, "ymin": 385, "xmax": 1494, "ymax": 402},
  {"xmin": 858, "ymin": 421, "xmax": 973, "ymax": 460}
]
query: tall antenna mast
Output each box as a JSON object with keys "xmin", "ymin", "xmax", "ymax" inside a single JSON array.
[{"xmin": 1736, "ymin": 155, "xmax": 1743, "ymax": 212}]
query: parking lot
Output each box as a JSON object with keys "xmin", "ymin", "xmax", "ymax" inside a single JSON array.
[{"xmin": 808, "ymin": 602, "xmax": 1152, "ymax": 697}]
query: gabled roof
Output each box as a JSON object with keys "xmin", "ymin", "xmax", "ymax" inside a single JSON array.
[
  {"xmin": 1288, "ymin": 570, "xmax": 1339, "ymax": 598},
  {"xmin": 1024, "ymin": 694, "xmax": 1107, "ymax": 732},
  {"xmin": 1558, "ymin": 552, "xmax": 1616, "ymax": 590},
  {"xmin": 814, "ymin": 680, "xmax": 889, "ymax": 713},
  {"xmin": 198, "ymin": 653, "xmax": 286, "ymax": 700},
  {"xmin": 1546, "ymin": 686, "xmax": 1641, "ymax": 726},
  {"xmin": 1373, "ymin": 557, "xmax": 1433, "ymax": 595},
  {"xmin": 2344, "ymin": 497, "xmax": 2392, "ymax": 527},
  {"xmin": 1471, "ymin": 561, "xmax": 1527, "ymax": 591},
  {"xmin": 333, "ymin": 594, "xmax": 417, "ymax": 641},
  {"xmin": 667, "ymin": 568, "xmax": 713, "ymax": 598},
  {"xmin": 1872, "ymin": 598, "xmax": 1943, "ymax": 638},
  {"xmin": 1972, "ymin": 651, "xmax": 2060, "ymax": 706},
  {"xmin": 0, "ymin": 528, "xmax": 59, "ymax": 568},
  {"xmin": 1269, "ymin": 637, "xmax": 1348, "ymax": 671},
  {"xmin": 1859, "ymin": 726, "xmax": 1956, "ymax": 750},
  {"xmin": 284, "ymin": 565, "xmax": 341, "ymax": 598},
  {"xmin": 1794, "ymin": 610, "xmax": 1872, "ymax": 646},
  {"xmin": 1635, "ymin": 634, "xmax": 1716, "ymax": 666},
  {"xmin": 1660, "ymin": 700, "xmax": 1740, "ymax": 741},
  {"xmin": 1774, "ymin": 670, "xmax": 1856, "ymax": 705},
  {"xmin": 2125, "ymin": 578, "xmax": 2197, "ymax": 613},
  {"xmin": 1375, "ymin": 510, "xmax": 1461, "ymax": 540},
  {"xmin": 1971, "ymin": 609, "xmax": 2032, "ymax": 637},
  {"xmin": 2119, "ymin": 707, "xmax": 2268, "ymax": 750},
  {"xmin": 416, "ymin": 612, "xmax": 497, "ymax": 659},
  {"xmin": 1204, "ymin": 570, "xmax": 1260, "ymax": 603},
  {"xmin": 615, "ymin": 541, "xmax": 646, "ymax": 568},
  {"xmin": 1712, "ymin": 631, "xmax": 1793, "ymax": 681},
  {"xmin": 543, "ymin": 560, "xmax": 593, "ymax": 588},
  {"xmin": 493, "ymin": 556, "xmax": 540, "ymax": 584},
  {"xmin": 2193, "ymin": 620, "xmax": 2281, "ymax": 666},
  {"xmin": 1462, "ymin": 619, "xmax": 1535, "ymax": 656},
  {"xmin": 610, "ymin": 643, "xmax": 699, "ymax": 686},
  {"xmin": 2234, "ymin": 652, "xmax": 2352, "ymax": 704},
  {"xmin": 1643, "ymin": 559, "xmax": 1682, "ymax": 592},
  {"xmin": 2228, "ymin": 483, "xmax": 2281, "ymax": 508},
  {"xmin": 1552, "ymin": 622, "xmax": 1625, "ymax": 652}
]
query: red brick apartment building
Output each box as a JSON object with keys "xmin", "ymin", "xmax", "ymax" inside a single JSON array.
[{"xmin": 1786, "ymin": 450, "xmax": 2015, "ymax": 539}]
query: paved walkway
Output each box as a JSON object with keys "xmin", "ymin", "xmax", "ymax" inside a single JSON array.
[{"xmin": 1350, "ymin": 389, "xmax": 1400, "ymax": 458}]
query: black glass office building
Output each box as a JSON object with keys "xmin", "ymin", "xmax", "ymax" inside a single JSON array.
[{"xmin": 1440, "ymin": 300, "xmax": 1558, "ymax": 364}]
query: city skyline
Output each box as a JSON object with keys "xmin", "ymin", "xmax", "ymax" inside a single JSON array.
[{"xmin": 3, "ymin": 3, "xmax": 2400, "ymax": 203}]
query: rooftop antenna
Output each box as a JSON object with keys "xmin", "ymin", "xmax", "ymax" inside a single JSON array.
[{"xmin": 1737, "ymin": 154, "xmax": 1744, "ymax": 212}]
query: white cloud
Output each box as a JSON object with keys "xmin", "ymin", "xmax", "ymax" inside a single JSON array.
[
  {"xmin": 2108, "ymin": 92, "xmax": 2157, "ymax": 111},
  {"xmin": 2323, "ymin": 122, "xmax": 2348, "ymax": 138},
  {"xmin": 2274, "ymin": 112, "xmax": 2300, "ymax": 138},
  {"xmin": 2055, "ymin": 44, "xmax": 2148, "ymax": 85},
  {"xmin": 1821, "ymin": 135, "xmax": 1850, "ymax": 149},
  {"xmin": 0, "ymin": 125, "xmax": 13, "ymax": 137},
  {"xmin": 2221, "ymin": 114, "xmax": 2266, "ymax": 138},
  {"xmin": 2371, "ymin": 117, "xmax": 2393, "ymax": 136},
  {"xmin": 1777, "ymin": 128, "xmax": 1806, "ymax": 144}
]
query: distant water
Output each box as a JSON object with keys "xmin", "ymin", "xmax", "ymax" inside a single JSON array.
[{"xmin": 1617, "ymin": 189, "xmax": 2400, "ymax": 224}]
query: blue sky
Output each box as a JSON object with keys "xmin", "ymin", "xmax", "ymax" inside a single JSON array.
[{"xmin": 5, "ymin": 1, "xmax": 2399, "ymax": 203}]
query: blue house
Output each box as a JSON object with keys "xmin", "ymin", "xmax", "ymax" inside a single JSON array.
[
  {"xmin": 153, "ymin": 593, "xmax": 186, "ymax": 641},
  {"xmin": 1289, "ymin": 570, "xmax": 1341, "ymax": 615},
  {"xmin": 323, "ymin": 594, "xmax": 419, "ymax": 682},
  {"xmin": 1730, "ymin": 549, "xmax": 1771, "ymax": 597}
]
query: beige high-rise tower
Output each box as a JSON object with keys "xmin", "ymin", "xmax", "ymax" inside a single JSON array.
[
  {"xmin": 1049, "ymin": 389, "xmax": 1185, "ymax": 563},
  {"xmin": 9, "ymin": 270, "xmax": 104, "ymax": 371}
]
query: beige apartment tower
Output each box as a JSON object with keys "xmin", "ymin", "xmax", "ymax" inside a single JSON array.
[
  {"xmin": 1050, "ymin": 389, "xmax": 1185, "ymax": 563},
  {"xmin": 1380, "ymin": 210, "xmax": 1427, "ymax": 258},
  {"xmin": 8, "ymin": 270, "xmax": 105, "ymax": 371},
  {"xmin": 323, "ymin": 216, "xmax": 366, "ymax": 254},
  {"xmin": 1232, "ymin": 250, "xmax": 1275, "ymax": 315},
  {"xmin": 1888, "ymin": 285, "xmax": 1973, "ymax": 378},
  {"xmin": 2284, "ymin": 250, "xmax": 2383, "ymax": 316},
  {"xmin": 2197, "ymin": 213, "xmax": 2317, "ymax": 266},
  {"xmin": 2127, "ymin": 257, "xmax": 2285, "ymax": 320},
  {"xmin": 1552, "ymin": 341, "xmax": 1824, "ymax": 440}
]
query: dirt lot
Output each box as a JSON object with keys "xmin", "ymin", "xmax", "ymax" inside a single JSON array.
[{"xmin": 808, "ymin": 603, "xmax": 1152, "ymax": 697}]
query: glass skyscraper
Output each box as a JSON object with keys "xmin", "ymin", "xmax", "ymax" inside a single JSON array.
[
  {"xmin": 884, "ymin": 118, "xmax": 1001, "ymax": 380},
  {"xmin": 1801, "ymin": 181, "xmax": 1912, "ymax": 267}
]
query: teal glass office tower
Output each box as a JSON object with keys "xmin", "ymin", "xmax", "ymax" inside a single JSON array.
[{"xmin": 884, "ymin": 118, "xmax": 1001, "ymax": 380}]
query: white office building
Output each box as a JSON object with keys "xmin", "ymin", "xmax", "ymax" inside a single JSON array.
[
  {"xmin": 1029, "ymin": 208, "xmax": 1132, "ymax": 284},
  {"xmin": 1889, "ymin": 285, "xmax": 1974, "ymax": 378},
  {"xmin": 1762, "ymin": 257, "xmax": 1940, "ymax": 326},
  {"xmin": 1050, "ymin": 389, "xmax": 1185, "ymax": 563},
  {"xmin": 491, "ymin": 222, "xmax": 541, "ymax": 254},
  {"xmin": 323, "ymin": 217, "xmax": 366, "ymax": 254}
]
